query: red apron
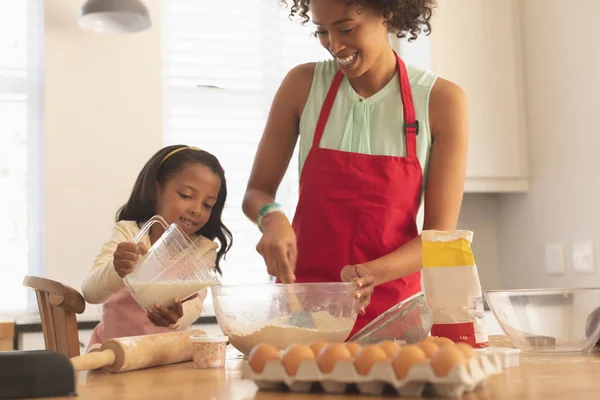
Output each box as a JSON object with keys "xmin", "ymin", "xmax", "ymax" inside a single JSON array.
[{"xmin": 291, "ymin": 54, "xmax": 423, "ymax": 338}]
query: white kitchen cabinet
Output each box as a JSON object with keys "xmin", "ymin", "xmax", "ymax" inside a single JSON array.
[{"xmin": 400, "ymin": 0, "xmax": 529, "ymax": 193}]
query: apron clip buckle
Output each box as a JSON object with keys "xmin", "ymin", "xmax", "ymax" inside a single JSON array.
[{"xmin": 404, "ymin": 121, "xmax": 419, "ymax": 136}]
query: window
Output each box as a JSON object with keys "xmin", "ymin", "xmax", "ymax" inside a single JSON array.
[
  {"xmin": 0, "ymin": 0, "xmax": 44, "ymax": 312},
  {"xmin": 162, "ymin": 0, "xmax": 330, "ymax": 286}
]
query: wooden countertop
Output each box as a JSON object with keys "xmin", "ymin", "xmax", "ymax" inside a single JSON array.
[{"xmin": 39, "ymin": 336, "xmax": 600, "ymax": 399}]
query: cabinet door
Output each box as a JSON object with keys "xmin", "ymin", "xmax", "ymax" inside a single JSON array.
[{"xmin": 429, "ymin": 0, "xmax": 529, "ymax": 192}]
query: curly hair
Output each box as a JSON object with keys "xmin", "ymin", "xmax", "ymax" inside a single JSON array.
[{"xmin": 279, "ymin": 0, "xmax": 437, "ymax": 42}]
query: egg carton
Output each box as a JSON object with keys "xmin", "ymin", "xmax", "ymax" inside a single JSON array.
[
  {"xmin": 475, "ymin": 347, "xmax": 521, "ymax": 368},
  {"xmin": 242, "ymin": 352, "xmax": 503, "ymax": 398}
]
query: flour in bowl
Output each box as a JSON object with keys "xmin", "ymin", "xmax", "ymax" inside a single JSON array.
[{"xmin": 227, "ymin": 311, "xmax": 353, "ymax": 354}]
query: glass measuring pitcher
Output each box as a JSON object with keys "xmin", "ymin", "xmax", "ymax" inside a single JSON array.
[{"xmin": 123, "ymin": 215, "xmax": 221, "ymax": 310}]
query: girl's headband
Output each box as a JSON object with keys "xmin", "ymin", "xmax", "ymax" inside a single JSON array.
[{"xmin": 160, "ymin": 146, "xmax": 202, "ymax": 166}]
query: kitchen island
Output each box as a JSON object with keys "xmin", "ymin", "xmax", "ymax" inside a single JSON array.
[{"xmin": 38, "ymin": 336, "xmax": 600, "ymax": 399}]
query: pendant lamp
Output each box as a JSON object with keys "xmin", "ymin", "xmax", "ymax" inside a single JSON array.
[{"xmin": 78, "ymin": 0, "xmax": 151, "ymax": 34}]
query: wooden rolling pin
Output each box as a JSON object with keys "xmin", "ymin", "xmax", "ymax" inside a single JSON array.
[{"xmin": 70, "ymin": 329, "xmax": 206, "ymax": 373}]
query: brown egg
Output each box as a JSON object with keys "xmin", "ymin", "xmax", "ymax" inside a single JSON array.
[
  {"xmin": 354, "ymin": 345, "xmax": 389, "ymax": 375},
  {"xmin": 455, "ymin": 342, "xmax": 477, "ymax": 360},
  {"xmin": 248, "ymin": 343, "xmax": 281, "ymax": 373},
  {"xmin": 345, "ymin": 342, "xmax": 362, "ymax": 357},
  {"xmin": 417, "ymin": 340, "xmax": 440, "ymax": 358},
  {"xmin": 392, "ymin": 344, "xmax": 427, "ymax": 379},
  {"xmin": 433, "ymin": 336, "xmax": 455, "ymax": 347},
  {"xmin": 310, "ymin": 340, "xmax": 328, "ymax": 357},
  {"xmin": 430, "ymin": 345, "xmax": 467, "ymax": 377},
  {"xmin": 317, "ymin": 343, "xmax": 353, "ymax": 374},
  {"xmin": 282, "ymin": 344, "xmax": 315, "ymax": 376},
  {"xmin": 378, "ymin": 340, "xmax": 401, "ymax": 358}
]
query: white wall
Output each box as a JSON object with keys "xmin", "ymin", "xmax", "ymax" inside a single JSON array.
[
  {"xmin": 44, "ymin": 0, "xmax": 162, "ymax": 316},
  {"xmin": 497, "ymin": 0, "xmax": 600, "ymax": 289},
  {"xmin": 458, "ymin": 194, "xmax": 501, "ymax": 290}
]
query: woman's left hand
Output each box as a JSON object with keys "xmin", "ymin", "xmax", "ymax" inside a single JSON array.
[
  {"xmin": 146, "ymin": 294, "xmax": 198, "ymax": 327},
  {"xmin": 341, "ymin": 265, "xmax": 375, "ymax": 315}
]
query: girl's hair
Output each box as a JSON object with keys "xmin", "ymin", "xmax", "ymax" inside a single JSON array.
[
  {"xmin": 280, "ymin": 0, "xmax": 437, "ymax": 42},
  {"xmin": 117, "ymin": 145, "xmax": 232, "ymax": 273}
]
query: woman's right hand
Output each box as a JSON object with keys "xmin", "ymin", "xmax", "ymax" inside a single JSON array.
[
  {"xmin": 256, "ymin": 212, "xmax": 297, "ymax": 283},
  {"xmin": 113, "ymin": 242, "xmax": 148, "ymax": 278}
]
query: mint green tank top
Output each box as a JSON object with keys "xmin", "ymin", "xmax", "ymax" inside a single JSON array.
[{"xmin": 297, "ymin": 59, "xmax": 437, "ymax": 232}]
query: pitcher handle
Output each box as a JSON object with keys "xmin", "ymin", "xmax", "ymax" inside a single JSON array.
[{"xmin": 132, "ymin": 215, "xmax": 169, "ymax": 244}]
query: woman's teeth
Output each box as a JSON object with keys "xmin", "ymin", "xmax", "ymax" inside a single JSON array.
[
  {"xmin": 179, "ymin": 217, "xmax": 196, "ymax": 227},
  {"xmin": 337, "ymin": 52, "xmax": 357, "ymax": 66}
]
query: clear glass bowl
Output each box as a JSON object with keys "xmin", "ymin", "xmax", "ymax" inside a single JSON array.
[
  {"xmin": 484, "ymin": 288, "xmax": 600, "ymax": 353},
  {"xmin": 348, "ymin": 292, "xmax": 432, "ymax": 345},
  {"xmin": 211, "ymin": 282, "xmax": 359, "ymax": 355}
]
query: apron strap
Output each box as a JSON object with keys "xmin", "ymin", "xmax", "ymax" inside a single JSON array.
[
  {"xmin": 396, "ymin": 55, "xmax": 418, "ymax": 159},
  {"xmin": 313, "ymin": 71, "xmax": 344, "ymax": 147},
  {"xmin": 313, "ymin": 53, "xmax": 419, "ymax": 160}
]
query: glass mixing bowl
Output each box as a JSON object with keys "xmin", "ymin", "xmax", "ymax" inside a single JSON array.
[
  {"xmin": 485, "ymin": 288, "xmax": 600, "ymax": 353},
  {"xmin": 212, "ymin": 282, "xmax": 359, "ymax": 355}
]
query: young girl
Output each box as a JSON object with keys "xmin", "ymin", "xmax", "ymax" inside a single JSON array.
[
  {"xmin": 243, "ymin": 0, "xmax": 468, "ymax": 338},
  {"xmin": 82, "ymin": 145, "xmax": 232, "ymax": 349}
]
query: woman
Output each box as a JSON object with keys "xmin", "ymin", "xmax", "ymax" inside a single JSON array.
[{"xmin": 242, "ymin": 0, "xmax": 468, "ymax": 338}]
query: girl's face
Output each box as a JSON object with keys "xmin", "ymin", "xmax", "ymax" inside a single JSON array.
[
  {"xmin": 311, "ymin": 0, "xmax": 390, "ymax": 79},
  {"xmin": 156, "ymin": 162, "xmax": 221, "ymax": 236}
]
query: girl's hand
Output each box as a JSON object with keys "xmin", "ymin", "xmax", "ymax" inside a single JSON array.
[
  {"xmin": 113, "ymin": 242, "xmax": 148, "ymax": 278},
  {"xmin": 146, "ymin": 294, "xmax": 198, "ymax": 327},
  {"xmin": 341, "ymin": 265, "xmax": 375, "ymax": 315},
  {"xmin": 256, "ymin": 212, "xmax": 297, "ymax": 283}
]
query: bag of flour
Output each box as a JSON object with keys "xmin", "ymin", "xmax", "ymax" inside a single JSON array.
[{"xmin": 422, "ymin": 230, "xmax": 488, "ymax": 347}]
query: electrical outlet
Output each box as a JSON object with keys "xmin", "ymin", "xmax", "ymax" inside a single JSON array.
[
  {"xmin": 572, "ymin": 242, "xmax": 595, "ymax": 274},
  {"xmin": 544, "ymin": 243, "xmax": 565, "ymax": 275}
]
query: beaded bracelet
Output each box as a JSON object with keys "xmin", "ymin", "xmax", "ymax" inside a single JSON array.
[{"xmin": 257, "ymin": 202, "xmax": 285, "ymax": 232}]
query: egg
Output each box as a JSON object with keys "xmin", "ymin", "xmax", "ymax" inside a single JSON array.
[
  {"xmin": 354, "ymin": 344, "xmax": 389, "ymax": 375},
  {"xmin": 309, "ymin": 340, "xmax": 328, "ymax": 357},
  {"xmin": 317, "ymin": 343, "xmax": 352, "ymax": 373},
  {"xmin": 248, "ymin": 343, "xmax": 281, "ymax": 373},
  {"xmin": 430, "ymin": 345, "xmax": 467, "ymax": 377},
  {"xmin": 378, "ymin": 340, "xmax": 401, "ymax": 358},
  {"xmin": 392, "ymin": 344, "xmax": 427, "ymax": 379},
  {"xmin": 433, "ymin": 336, "xmax": 455, "ymax": 347},
  {"xmin": 455, "ymin": 342, "xmax": 477, "ymax": 359},
  {"xmin": 417, "ymin": 339, "xmax": 440, "ymax": 358},
  {"xmin": 345, "ymin": 342, "xmax": 362, "ymax": 357},
  {"xmin": 281, "ymin": 344, "xmax": 316, "ymax": 376}
]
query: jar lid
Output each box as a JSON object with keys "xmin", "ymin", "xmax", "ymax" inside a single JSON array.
[{"xmin": 190, "ymin": 334, "xmax": 229, "ymax": 343}]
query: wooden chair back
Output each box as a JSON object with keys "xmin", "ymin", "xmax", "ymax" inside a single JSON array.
[{"xmin": 22, "ymin": 275, "xmax": 86, "ymax": 357}]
